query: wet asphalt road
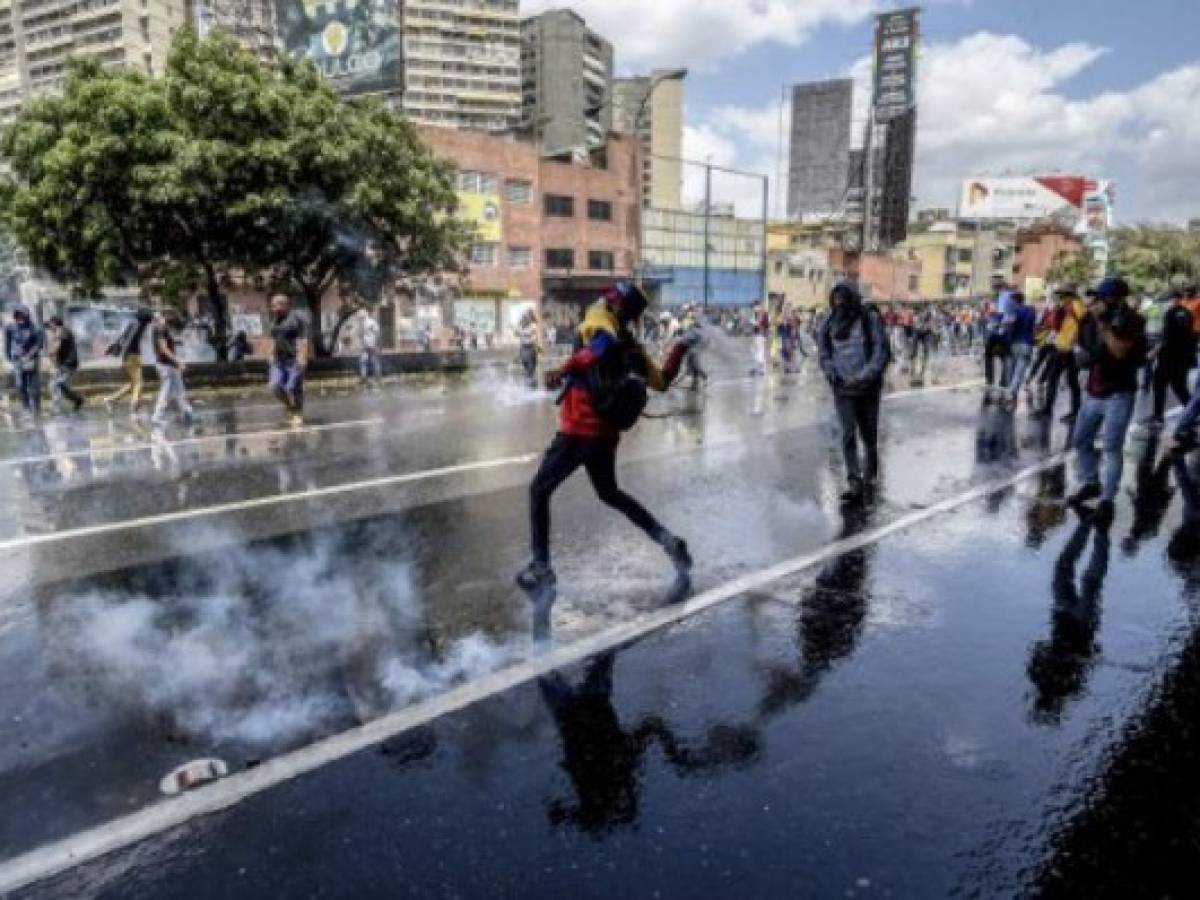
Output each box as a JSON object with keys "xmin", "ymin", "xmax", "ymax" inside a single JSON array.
[{"xmin": 2, "ymin": 349, "xmax": 1199, "ymax": 897}]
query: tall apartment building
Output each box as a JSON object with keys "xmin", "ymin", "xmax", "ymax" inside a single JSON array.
[
  {"xmin": 0, "ymin": 0, "xmax": 189, "ymax": 122},
  {"xmin": 401, "ymin": 0, "xmax": 521, "ymax": 130},
  {"xmin": 520, "ymin": 8, "xmax": 612, "ymax": 154},
  {"xmin": 194, "ymin": 0, "xmax": 277, "ymax": 61},
  {"xmin": 787, "ymin": 79, "xmax": 854, "ymax": 220},
  {"xmin": 613, "ymin": 69, "xmax": 684, "ymax": 211}
]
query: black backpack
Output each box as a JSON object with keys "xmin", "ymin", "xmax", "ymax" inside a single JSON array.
[{"xmin": 585, "ymin": 331, "xmax": 650, "ymax": 431}]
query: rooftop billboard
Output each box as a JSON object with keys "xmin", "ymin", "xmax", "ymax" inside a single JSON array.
[{"xmin": 276, "ymin": 0, "xmax": 402, "ymax": 96}]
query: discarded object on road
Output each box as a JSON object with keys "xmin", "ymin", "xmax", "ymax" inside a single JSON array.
[{"xmin": 159, "ymin": 758, "xmax": 229, "ymax": 796}]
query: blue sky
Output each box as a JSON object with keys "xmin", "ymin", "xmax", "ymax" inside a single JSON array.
[{"xmin": 525, "ymin": 0, "xmax": 1200, "ymax": 223}]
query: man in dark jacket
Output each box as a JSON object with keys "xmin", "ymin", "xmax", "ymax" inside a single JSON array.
[
  {"xmin": 1145, "ymin": 290, "xmax": 1195, "ymax": 428},
  {"xmin": 47, "ymin": 316, "xmax": 84, "ymax": 413},
  {"xmin": 6, "ymin": 305, "xmax": 43, "ymax": 417},
  {"xmin": 819, "ymin": 280, "xmax": 892, "ymax": 500}
]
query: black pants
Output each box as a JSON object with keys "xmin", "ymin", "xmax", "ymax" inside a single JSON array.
[
  {"xmin": 984, "ymin": 337, "xmax": 1010, "ymax": 387},
  {"xmin": 834, "ymin": 390, "xmax": 881, "ymax": 481},
  {"xmin": 1153, "ymin": 358, "xmax": 1192, "ymax": 419},
  {"xmin": 530, "ymin": 433, "xmax": 668, "ymax": 565},
  {"xmin": 1028, "ymin": 344, "xmax": 1055, "ymax": 384},
  {"xmin": 1043, "ymin": 350, "xmax": 1081, "ymax": 417}
]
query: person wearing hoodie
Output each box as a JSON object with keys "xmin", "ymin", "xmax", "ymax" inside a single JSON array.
[
  {"xmin": 6, "ymin": 305, "xmax": 43, "ymax": 417},
  {"xmin": 818, "ymin": 280, "xmax": 892, "ymax": 500},
  {"xmin": 516, "ymin": 282, "xmax": 695, "ymax": 608},
  {"xmin": 103, "ymin": 306, "xmax": 153, "ymax": 417}
]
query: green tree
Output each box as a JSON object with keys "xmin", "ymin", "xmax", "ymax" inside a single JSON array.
[
  {"xmin": 1046, "ymin": 248, "xmax": 1095, "ymax": 288},
  {"xmin": 0, "ymin": 29, "xmax": 465, "ymax": 357},
  {"xmin": 1109, "ymin": 225, "xmax": 1200, "ymax": 294}
]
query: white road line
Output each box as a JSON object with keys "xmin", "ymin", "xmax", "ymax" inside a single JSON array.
[
  {"xmin": 0, "ymin": 380, "xmax": 983, "ymax": 551},
  {"xmin": 0, "ymin": 450, "xmax": 1066, "ymax": 896},
  {"xmin": 0, "ymin": 453, "xmax": 539, "ymax": 552},
  {"xmin": 0, "ymin": 418, "xmax": 385, "ymax": 468}
]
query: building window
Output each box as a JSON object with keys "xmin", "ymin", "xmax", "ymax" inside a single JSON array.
[
  {"xmin": 505, "ymin": 180, "xmax": 533, "ymax": 204},
  {"xmin": 909, "ymin": 275, "xmax": 920, "ymax": 293},
  {"xmin": 588, "ymin": 250, "xmax": 615, "ymax": 272},
  {"xmin": 958, "ymin": 248, "xmax": 973, "ymax": 264},
  {"xmin": 470, "ymin": 243, "xmax": 497, "ymax": 267},
  {"xmin": 545, "ymin": 248, "xmax": 575, "ymax": 270},
  {"xmin": 459, "ymin": 171, "xmax": 499, "ymax": 195},
  {"xmin": 587, "ymin": 199, "xmax": 613, "ymax": 222},
  {"xmin": 544, "ymin": 194, "xmax": 575, "ymax": 217},
  {"xmin": 508, "ymin": 246, "xmax": 532, "ymax": 270}
]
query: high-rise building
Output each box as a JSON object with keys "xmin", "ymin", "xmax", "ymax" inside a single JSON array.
[
  {"xmin": 400, "ymin": 0, "xmax": 521, "ymax": 130},
  {"xmin": 613, "ymin": 70, "xmax": 685, "ymax": 210},
  {"xmin": 0, "ymin": 0, "xmax": 191, "ymax": 123},
  {"xmin": 786, "ymin": 79, "xmax": 854, "ymax": 221},
  {"xmin": 520, "ymin": 9, "xmax": 611, "ymax": 154},
  {"xmin": 196, "ymin": 0, "xmax": 278, "ymax": 62}
]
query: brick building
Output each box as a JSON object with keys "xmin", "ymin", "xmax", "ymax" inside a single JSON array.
[
  {"xmin": 1013, "ymin": 224, "xmax": 1084, "ymax": 294},
  {"xmin": 420, "ymin": 126, "xmax": 638, "ymax": 341}
]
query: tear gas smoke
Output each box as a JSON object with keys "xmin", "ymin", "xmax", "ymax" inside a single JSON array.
[{"xmin": 44, "ymin": 525, "xmax": 522, "ymax": 747}]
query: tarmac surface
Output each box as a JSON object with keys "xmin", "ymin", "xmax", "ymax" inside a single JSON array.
[{"xmin": 1, "ymin": 345, "xmax": 1198, "ymax": 898}]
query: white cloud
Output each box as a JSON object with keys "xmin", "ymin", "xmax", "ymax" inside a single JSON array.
[
  {"xmin": 522, "ymin": 0, "xmax": 878, "ymax": 72},
  {"xmin": 690, "ymin": 31, "xmax": 1200, "ymax": 224}
]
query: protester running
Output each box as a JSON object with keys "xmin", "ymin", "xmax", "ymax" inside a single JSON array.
[{"xmin": 516, "ymin": 281, "xmax": 696, "ymax": 610}]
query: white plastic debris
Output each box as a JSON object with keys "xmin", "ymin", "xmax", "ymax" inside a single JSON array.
[{"xmin": 159, "ymin": 758, "xmax": 229, "ymax": 796}]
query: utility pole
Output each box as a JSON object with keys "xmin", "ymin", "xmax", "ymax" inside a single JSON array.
[{"xmin": 703, "ymin": 162, "xmax": 712, "ymax": 311}]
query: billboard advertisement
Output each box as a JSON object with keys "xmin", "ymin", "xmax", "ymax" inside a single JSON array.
[
  {"xmin": 873, "ymin": 8, "xmax": 919, "ymax": 122},
  {"xmin": 457, "ymin": 193, "xmax": 503, "ymax": 243},
  {"xmin": 276, "ymin": 0, "xmax": 402, "ymax": 96},
  {"xmin": 958, "ymin": 176, "xmax": 1100, "ymax": 221}
]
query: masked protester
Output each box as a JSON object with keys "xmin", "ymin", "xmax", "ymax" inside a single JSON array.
[
  {"xmin": 1069, "ymin": 277, "xmax": 1148, "ymax": 527},
  {"xmin": 6, "ymin": 305, "xmax": 43, "ymax": 418},
  {"xmin": 268, "ymin": 294, "xmax": 309, "ymax": 427},
  {"xmin": 818, "ymin": 280, "xmax": 892, "ymax": 501},
  {"xmin": 516, "ymin": 282, "xmax": 696, "ymax": 609}
]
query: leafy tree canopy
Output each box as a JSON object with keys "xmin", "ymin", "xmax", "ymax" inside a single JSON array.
[{"xmin": 0, "ymin": 29, "xmax": 465, "ymax": 355}]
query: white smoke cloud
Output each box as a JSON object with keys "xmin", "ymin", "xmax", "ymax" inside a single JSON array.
[{"xmin": 44, "ymin": 527, "xmax": 523, "ymax": 747}]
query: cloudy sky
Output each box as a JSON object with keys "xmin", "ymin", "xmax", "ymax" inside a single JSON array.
[{"xmin": 525, "ymin": 0, "xmax": 1200, "ymax": 224}]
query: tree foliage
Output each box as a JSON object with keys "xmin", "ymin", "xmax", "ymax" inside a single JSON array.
[
  {"xmin": 0, "ymin": 29, "xmax": 465, "ymax": 356},
  {"xmin": 1045, "ymin": 248, "xmax": 1095, "ymax": 288},
  {"xmin": 1109, "ymin": 225, "xmax": 1200, "ymax": 295}
]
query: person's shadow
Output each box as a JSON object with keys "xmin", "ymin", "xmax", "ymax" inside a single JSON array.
[
  {"xmin": 757, "ymin": 499, "xmax": 874, "ymax": 719},
  {"xmin": 1027, "ymin": 516, "xmax": 1112, "ymax": 724},
  {"xmin": 539, "ymin": 651, "xmax": 760, "ymax": 834},
  {"xmin": 1122, "ymin": 434, "xmax": 1175, "ymax": 558}
]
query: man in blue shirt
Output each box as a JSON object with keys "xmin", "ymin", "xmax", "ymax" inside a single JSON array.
[{"xmin": 1005, "ymin": 292, "xmax": 1037, "ymax": 411}]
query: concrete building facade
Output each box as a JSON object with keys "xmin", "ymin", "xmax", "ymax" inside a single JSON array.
[
  {"xmin": 613, "ymin": 70, "xmax": 684, "ymax": 211},
  {"xmin": 902, "ymin": 222, "xmax": 1015, "ymax": 300},
  {"xmin": 642, "ymin": 206, "xmax": 765, "ymax": 307},
  {"xmin": 0, "ymin": 0, "xmax": 190, "ymax": 122},
  {"xmin": 520, "ymin": 8, "xmax": 611, "ymax": 154},
  {"xmin": 787, "ymin": 79, "xmax": 854, "ymax": 220},
  {"xmin": 401, "ymin": 0, "xmax": 522, "ymax": 131}
]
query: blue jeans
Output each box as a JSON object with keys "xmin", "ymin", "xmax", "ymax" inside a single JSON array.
[
  {"xmin": 152, "ymin": 365, "xmax": 193, "ymax": 427},
  {"xmin": 1175, "ymin": 389, "xmax": 1200, "ymax": 436},
  {"xmin": 18, "ymin": 366, "xmax": 40, "ymax": 415},
  {"xmin": 359, "ymin": 349, "xmax": 382, "ymax": 383},
  {"xmin": 1074, "ymin": 391, "xmax": 1136, "ymax": 501},
  {"xmin": 1008, "ymin": 342, "xmax": 1033, "ymax": 398},
  {"xmin": 269, "ymin": 360, "xmax": 304, "ymax": 412}
]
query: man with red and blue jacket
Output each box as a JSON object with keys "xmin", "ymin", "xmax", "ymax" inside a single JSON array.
[{"xmin": 517, "ymin": 282, "xmax": 694, "ymax": 606}]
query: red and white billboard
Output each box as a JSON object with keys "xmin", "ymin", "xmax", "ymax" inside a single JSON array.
[{"xmin": 959, "ymin": 176, "xmax": 1100, "ymax": 221}]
